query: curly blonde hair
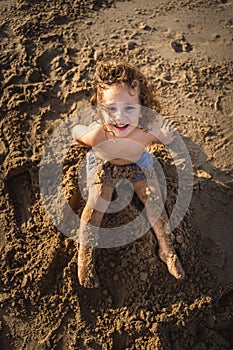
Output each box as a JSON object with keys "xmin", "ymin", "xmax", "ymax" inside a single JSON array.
[{"xmin": 90, "ymin": 60, "xmax": 161, "ymax": 131}]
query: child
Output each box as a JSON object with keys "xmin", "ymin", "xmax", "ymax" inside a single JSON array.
[{"xmin": 72, "ymin": 60, "xmax": 185, "ymax": 288}]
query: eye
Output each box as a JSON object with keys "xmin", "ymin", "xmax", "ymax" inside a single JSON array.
[
  {"xmin": 107, "ymin": 105, "xmax": 117, "ymax": 113},
  {"xmin": 125, "ymin": 105, "xmax": 136, "ymax": 112}
]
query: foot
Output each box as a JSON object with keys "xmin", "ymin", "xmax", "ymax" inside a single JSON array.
[
  {"xmin": 158, "ymin": 249, "xmax": 185, "ymax": 280},
  {"xmin": 78, "ymin": 247, "xmax": 99, "ymax": 288}
]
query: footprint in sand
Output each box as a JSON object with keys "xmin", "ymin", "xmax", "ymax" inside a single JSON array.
[
  {"xmin": 7, "ymin": 170, "xmax": 35, "ymax": 229},
  {"xmin": 170, "ymin": 35, "xmax": 193, "ymax": 53},
  {"xmin": 36, "ymin": 47, "xmax": 62, "ymax": 77}
]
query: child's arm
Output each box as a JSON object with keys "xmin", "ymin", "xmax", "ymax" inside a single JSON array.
[
  {"xmin": 148, "ymin": 118, "xmax": 176, "ymax": 145},
  {"xmin": 72, "ymin": 122, "xmax": 101, "ymax": 148},
  {"xmin": 72, "ymin": 124, "xmax": 91, "ymax": 148},
  {"xmin": 158, "ymin": 119, "xmax": 176, "ymax": 145}
]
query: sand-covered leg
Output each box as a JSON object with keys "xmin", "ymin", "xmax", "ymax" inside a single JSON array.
[
  {"xmin": 133, "ymin": 178, "xmax": 185, "ymax": 280},
  {"xmin": 77, "ymin": 244, "xmax": 99, "ymax": 288},
  {"xmin": 150, "ymin": 214, "xmax": 185, "ymax": 280},
  {"xmin": 77, "ymin": 183, "xmax": 114, "ymax": 288},
  {"xmin": 158, "ymin": 249, "xmax": 185, "ymax": 280}
]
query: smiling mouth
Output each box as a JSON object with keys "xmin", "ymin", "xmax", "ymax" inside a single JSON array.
[{"xmin": 113, "ymin": 124, "xmax": 129, "ymax": 130}]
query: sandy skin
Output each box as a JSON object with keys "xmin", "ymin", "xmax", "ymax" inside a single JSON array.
[
  {"xmin": 77, "ymin": 247, "xmax": 185, "ymax": 289},
  {"xmin": 77, "ymin": 180, "xmax": 185, "ymax": 288},
  {"xmin": 77, "ymin": 245, "xmax": 100, "ymax": 288}
]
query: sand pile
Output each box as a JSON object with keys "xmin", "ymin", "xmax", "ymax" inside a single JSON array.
[{"xmin": 0, "ymin": 0, "xmax": 233, "ymax": 349}]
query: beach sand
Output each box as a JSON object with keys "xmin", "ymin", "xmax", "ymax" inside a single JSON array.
[{"xmin": 0, "ymin": 0, "xmax": 233, "ymax": 349}]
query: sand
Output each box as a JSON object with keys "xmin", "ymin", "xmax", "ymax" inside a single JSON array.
[{"xmin": 0, "ymin": 0, "xmax": 233, "ymax": 349}]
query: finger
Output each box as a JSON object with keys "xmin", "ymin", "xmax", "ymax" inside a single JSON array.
[
  {"xmin": 162, "ymin": 119, "xmax": 178, "ymax": 132},
  {"xmin": 161, "ymin": 118, "xmax": 169, "ymax": 128},
  {"xmin": 167, "ymin": 120, "xmax": 178, "ymax": 131}
]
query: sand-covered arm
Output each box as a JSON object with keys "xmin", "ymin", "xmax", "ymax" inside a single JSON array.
[
  {"xmin": 72, "ymin": 125, "xmax": 91, "ymax": 147},
  {"xmin": 72, "ymin": 122, "xmax": 100, "ymax": 147},
  {"xmin": 147, "ymin": 118, "xmax": 176, "ymax": 145}
]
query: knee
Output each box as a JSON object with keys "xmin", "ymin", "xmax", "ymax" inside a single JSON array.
[
  {"xmin": 138, "ymin": 191, "xmax": 148, "ymax": 205},
  {"xmin": 87, "ymin": 188, "xmax": 111, "ymax": 212},
  {"xmin": 134, "ymin": 185, "xmax": 148, "ymax": 205}
]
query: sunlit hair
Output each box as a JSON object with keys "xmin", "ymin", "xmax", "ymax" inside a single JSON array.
[{"xmin": 90, "ymin": 60, "xmax": 161, "ymax": 132}]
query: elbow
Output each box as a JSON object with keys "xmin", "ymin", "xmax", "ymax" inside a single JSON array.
[
  {"xmin": 72, "ymin": 125, "xmax": 82, "ymax": 141},
  {"xmin": 72, "ymin": 127, "xmax": 77, "ymax": 141}
]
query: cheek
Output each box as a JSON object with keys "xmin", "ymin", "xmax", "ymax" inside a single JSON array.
[{"xmin": 133, "ymin": 107, "xmax": 142, "ymax": 119}]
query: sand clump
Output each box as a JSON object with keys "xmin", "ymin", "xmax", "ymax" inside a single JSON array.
[{"xmin": 1, "ymin": 0, "xmax": 233, "ymax": 349}]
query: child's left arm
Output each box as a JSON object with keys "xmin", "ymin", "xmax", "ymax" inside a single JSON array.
[
  {"xmin": 159, "ymin": 119, "xmax": 176, "ymax": 145},
  {"xmin": 149, "ymin": 118, "xmax": 176, "ymax": 145}
]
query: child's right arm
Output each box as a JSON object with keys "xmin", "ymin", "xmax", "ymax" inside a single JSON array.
[
  {"xmin": 72, "ymin": 122, "xmax": 101, "ymax": 148},
  {"xmin": 72, "ymin": 124, "xmax": 91, "ymax": 148},
  {"xmin": 72, "ymin": 124, "xmax": 87, "ymax": 141}
]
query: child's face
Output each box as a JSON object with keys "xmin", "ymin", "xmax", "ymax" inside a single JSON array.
[{"xmin": 101, "ymin": 85, "xmax": 141, "ymax": 138}]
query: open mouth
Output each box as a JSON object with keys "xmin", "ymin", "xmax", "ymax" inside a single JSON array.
[{"xmin": 113, "ymin": 124, "xmax": 129, "ymax": 130}]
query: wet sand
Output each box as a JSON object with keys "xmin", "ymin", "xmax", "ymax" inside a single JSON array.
[{"xmin": 0, "ymin": 0, "xmax": 233, "ymax": 349}]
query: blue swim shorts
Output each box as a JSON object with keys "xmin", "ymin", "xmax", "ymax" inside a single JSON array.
[{"xmin": 86, "ymin": 149, "xmax": 154, "ymax": 187}]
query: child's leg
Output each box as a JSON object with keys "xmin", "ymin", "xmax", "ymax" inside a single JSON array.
[
  {"xmin": 133, "ymin": 178, "xmax": 185, "ymax": 280},
  {"xmin": 77, "ymin": 183, "xmax": 114, "ymax": 288}
]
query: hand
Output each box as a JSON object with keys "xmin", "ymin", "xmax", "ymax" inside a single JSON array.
[{"xmin": 160, "ymin": 119, "xmax": 177, "ymax": 145}]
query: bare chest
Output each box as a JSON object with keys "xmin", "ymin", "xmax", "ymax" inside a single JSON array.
[{"xmin": 92, "ymin": 130, "xmax": 151, "ymax": 164}]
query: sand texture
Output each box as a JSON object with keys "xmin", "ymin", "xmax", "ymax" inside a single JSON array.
[{"xmin": 0, "ymin": 0, "xmax": 233, "ymax": 349}]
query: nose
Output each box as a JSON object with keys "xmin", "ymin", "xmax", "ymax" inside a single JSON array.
[{"xmin": 115, "ymin": 106, "xmax": 125, "ymax": 121}]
